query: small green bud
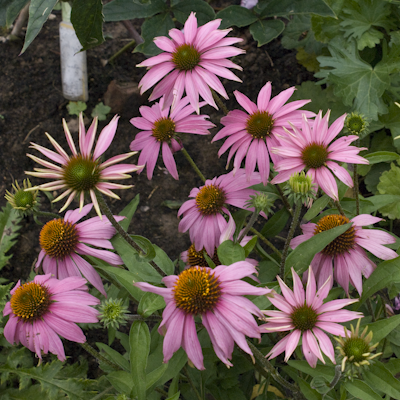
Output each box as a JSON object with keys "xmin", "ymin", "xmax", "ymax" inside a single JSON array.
[
  {"xmin": 284, "ymin": 171, "xmax": 316, "ymax": 208},
  {"xmin": 245, "ymin": 192, "xmax": 274, "ymax": 215},
  {"xmin": 98, "ymin": 298, "xmax": 129, "ymax": 329},
  {"xmin": 345, "ymin": 112, "xmax": 368, "ymax": 136},
  {"xmin": 5, "ymin": 179, "xmax": 39, "ymax": 216}
]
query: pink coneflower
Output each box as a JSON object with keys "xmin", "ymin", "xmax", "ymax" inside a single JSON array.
[
  {"xmin": 3, "ymin": 274, "xmax": 99, "ymax": 361},
  {"xmin": 212, "ymin": 82, "xmax": 314, "ymax": 184},
  {"xmin": 137, "ymin": 12, "xmax": 244, "ymax": 113},
  {"xmin": 130, "ymin": 97, "xmax": 215, "ymax": 180},
  {"xmin": 135, "ymin": 261, "xmax": 272, "ymax": 369},
  {"xmin": 36, "ymin": 203, "xmax": 123, "ymax": 296},
  {"xmin": 271, "ymin": 111, "xmax": 368, "ymax": 200},
  {"xmin": 291, "ymin": 214, "xmax": 398, "ymax": 295},
  {"xmin": 178, "ymin": 169, "xmax": 262, "ymax": 255},
  {"xmin": 26, "ymin": 113, "xmax": 142, "ymax": 217},
  {"xmin": 260, "ymin": 267, "xmax": 362, "ymax": 368}
]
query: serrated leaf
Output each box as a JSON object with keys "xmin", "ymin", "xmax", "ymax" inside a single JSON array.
[
  {"xmin": 260, "ymin": 0, "xmax": 335, "ymax": 18},
  {"xmin": 172, "ymin": 0, "xmax": 215, "ymax": 26},
  {"xmin": 67, "ymin": 101, "xmax": 87, "ymax": 116},
  {"xmin": 103, "ymin": 0, "xmax": 167, "ymax": 21},
  {"xmin": 377, "ymin": 162, "xmax": 400, "ymax": 219},
  {"xmin": 216, "ymin": 5, "xmax": 258, "ymax": 29},
  {"xmin": 249, "ymin": 19, "xmax": 285, "ymax": 47},
  {"xmin": 91, "ymin": 102, "xmax": 111, "ymax": 121},
  {"xmin": 343, "ymin": 379, "xmax": 382, "ymax": 400},
  {"xmin": 21, "ymin": 0, "xmax": 58, "ymax": 54},
  {"xmin": 217, "ymin": 240, "xmax": 246, "ymax": 265},
  {"xmin": 380, "ymin": 102, "xmax": 400, "ymax": 151},
  {"xmin": 134, "ymin": 12, "xmax": 175, "ymax": 56},
  {"xmin": 71, "ymin": 0, "xmax": 104, "ymax": 51}
]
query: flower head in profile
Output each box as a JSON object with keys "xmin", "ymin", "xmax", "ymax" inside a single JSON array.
[
  {"xmin": 212, "ymin": 82, "xmax": 313, "ymax": 184},
  {"xmin": 137, "ymin": 12, "xmax": 244, "ymax": 113},
  {"xmin": 135, "ymin": 261, "xmax": 272, "ymax": 369},
  {"xmin": 5, "ymin": 179, "xmax": 40, "ymax": 216},
  {"xmin": 130, "ymin": 97, "xmax": 214, "ymax": 180},
  {"xmin": 291, "ymin": 214, "xmax": 398, "ymax": 295},
  {"xmin": 271, "ymin": 111, "xmax": 369, "ymax": 200},
  {"xmin": 3, "ymin": 274, "xmax": 99, "ymax": 361},
  {"xmin": 260, "ymin": 267, "xmax": 362, "ymax": 368},
  {"xmin": 178, "ymin": 169, "xmax": 262, "ymax": 255},
  {"xmin": 36, "ymin": 203, "xmax": 123, "ymax": 296},
  {"xmin": 26, "ymin": 113, "xmax": 142, "ymax": 217}
]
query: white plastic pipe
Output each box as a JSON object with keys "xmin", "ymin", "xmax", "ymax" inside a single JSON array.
[{"xmin": 59, "ymin": 2, "xmax": 88, "ymax": 101}]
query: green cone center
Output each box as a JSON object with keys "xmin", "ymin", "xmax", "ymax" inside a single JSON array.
[
  {"xmin": 291, "ymin": 305, "xmax": 318, "ymax": 331},
  {"xmin": 343, "ymin": 337, "xmax": 370, "ymax": 362},
  {"xmin": 246, "ymin": 111, "xmax": 274, "ymax": 139},
  {"xmin": 63, "ymin": 155, "xmax": 101, "ymax": 192},
  {"xmin": 14, "ymin": 190, "xmax": 35, "ymax": 208},
  {"xmin": 301, "ymin": 143, "xmax": 329, "ymax": 169},
  {"xmin": 172, "ymin": 44, "xmax": 201, "ymax": 71},
  {"xmin": 152, "ymin": 118, "xmax": 176, "ymax": 142}
]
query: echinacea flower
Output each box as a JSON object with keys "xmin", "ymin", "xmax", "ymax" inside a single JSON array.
[
  {"xmin": 271, "ymin": 111, "xmax": 369, "ymax": 200},
  {"xmin": 178, "ymin": 169, "xmax": 262, "ymax": 255},
  {"xmin": 26, "ymin": 113, "xmax": 142, "ymax": 217},
  {"xmin": 260, "ymin": 267, "xmax": 362, "ymax": 368},
  {"xmin": 36, "ymin": 203, "xmax": 123, "ymax": 296},
  {"xmin": 291, "ymin": 214, "xmax": 398, "ymax": 295},
  {"xmin": 137, "ymin": 12, "xmax": 244, "ymax": 113},
  {"xmin": 5, "ymin": 179, "xmax": 39, "ymax": 216},
  {"xmin": 135, "ymin": 261, "xmax": 272, "ymax": 369},
  {"xmin": 212, "ymin": 82, "xmax": 313, "ymax": 184},
  {"xmin": 3, "ymin": 274, "xmax": 99, "ymax": 361},
  {"xmin": 130, "ymin": 97, "xmax": 214, "ymax": 180}
]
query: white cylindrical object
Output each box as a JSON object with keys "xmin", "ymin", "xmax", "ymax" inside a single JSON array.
[{"xmin": 59, "ymin": 20, "xmax": 88, "ymax": 101}]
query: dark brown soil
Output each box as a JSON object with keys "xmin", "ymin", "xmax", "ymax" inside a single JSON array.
[{"xmin": 0, "ymin": 12, "xmax": 313, "ymax": 285}]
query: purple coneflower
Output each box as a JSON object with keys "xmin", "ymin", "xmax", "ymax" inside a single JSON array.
[
  {"xmin": 178, "ymin": 169, "xmax": 262, "ymax": 255},
  {"xmin": 130, "ymin": 97, "xmax": 215, "ymax": 180},
  {"xmin": 260, "ymin": 267, "xmax": 362, "ymax": 367},
  {"xmin": 36, "ymin": 203, "xmax": 123, "ymax": 296},
  {"xmin": 271, "ymin": 111, "xmax": 368, "ymax": 200},
  {"xmin": 26, "ymin": 113, "xmax": 142, "ymax": 217},
  {"xmin": 212, "ymin": 82, "xmax": 313, "ymax": 184},
  {"xmin": 135, "ymin": 261, "xmax": 272, "ymax": 369},
  {"xmin": 137, "ymin": 12, "xmax": 244, "ymax": 113},
  {"xmin": 291, "ymin": 214, "xmax": 398, "ymax": 295},
  {"xmin": 3, "ymin": 274, "xmax": 99, "ymax": 361}
]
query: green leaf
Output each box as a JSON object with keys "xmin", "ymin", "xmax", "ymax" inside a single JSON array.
[
  {"xmin": 304, "ymin": 195, "xmax": 330, "ymax": 221},
  {"xmin": 118, "ymin": 194, "xmax": 140, "ymax": 231},
  {"xmin": 216, "ymin": 6, "xmax": 258, "ymax": 29},
  {"xmin": 363, "ymin": 314, "xmax": 400, "ymax": 343},
  {"xmin": 363, "ymin": 361, "xmax": 400, "ymax": 400},
  {"xmin": 260, "ymin": 0, "xmax": 335, "ymax": 18},
  {"xmin": 217, "ymin": 240, "xmax": 246, "ymax": 265},
  {"xmin": 261, "ymin": 207, "xmax": 290, "ymax": 237},
  {"xmin": 134, "ymin": 12, "xmax": 175, "ymax": 56},
  {"xmin": 0, "ymin": 0, "xmax": 14, "ymax": 27},
  {"xmin": 172, "ymin": 0, "xmax": 215, "ymax": 26},
  {"xmin": 0, "ymin": 203, "xmax": 23, "ymax": 270},
  {"xmin": 106, "ymin": 370, "xmax": 133, "ymax": 394},
  {"xmin": 285, "ymin": 223, "xmax": 352, "ymax": 275},
  {"xmin": 130, "ymin": 321, "xmax": 150, "ymax": 400},
  {"xmin": 138, "ymin": 292, "xmax": 166, "ymax": 317},
  {"xmin": 243, "ymin": 236, "xmax": 257, "ymax": 257},
  {"xmin": 131, "ymin": 235, "xmax": 157, "ymax": 261},
  {"xmin": 343, "ymin": 379, "xmax": 382, "ymax": 400},
  {"xmin": 315, "ymin": 39, "xmax": 390, "ymax": 121},
  {"xmin": 96, "ymin": 342, "xmax": 130, "ymax": 372},
  {"xmin": 21, "ymin": 0, "xmax": 59, "ymax": 54},
  {"xmin": 146, "ymin": 363, "xmax": 169, "ymax": 390},
  {"xmin": 377, "ymin": 163, "xmax": 400, "ymax": 219},
  {"xmin": 103, "ymin": 0, "xmax": 167, "ymax": 21},
  {"xmin": 67, "ymin": 101, "xmax": 87, "ymax": 116},
  {"xmin": 71, "ymin": 0, "xmax": 104, "ymax": 51},
  {"xmin": 358, "ymin": 257, "xmax": 400, "ymax": 307},
  {"xmin": 166, "ymin": 392, "xmax": 181, "ymax": 400},
  {"xmin": 5, "ymin": 0, "xmax": 29, "ymax": 28},
  {"xmin": 365, "ymin": 151, "xmax": 400, "ymax": 164},
  {"xmin": 287, "ymin": 360, "xmax": 335, "ymax": 381},
  {"xmin": 381, "ymin": 102, "xmax": 400, "ymax": 152},
  {"xmin": 91, "ymin": 102, "xmax": 111, "ymax": 121},
  {"xmin": 249, "ymin": 19, "xmax": 285, "ymax": 47}
]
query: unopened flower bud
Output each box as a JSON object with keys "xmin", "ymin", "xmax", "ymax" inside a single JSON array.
[
  {"xmin": 99, "ymin": 298, "xmax": 129, "ymax": 329},
  {"xmin": 5, "ymin": 179, "xmax": 39, "ymax": 216},
  {"xmin": 245, "ymin": 192, "xmax": 274, "ymax": 215},
  {"xmin": 284, "ymin": 171, "xmax": 316, "ymax": 208},
  {"xmin": 345, "ymin": 112, "xmax": 368, "ymax": 136}
]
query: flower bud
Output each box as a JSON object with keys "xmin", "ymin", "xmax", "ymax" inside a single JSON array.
[
  {"xmin": 4, "ymin": 179, "xmax": 39, "ymax": 216},
  {"xmin": 98, "ymin": 298, "xmax": 129, "ymax": 329}
]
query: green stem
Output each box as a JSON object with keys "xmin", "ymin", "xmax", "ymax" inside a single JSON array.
[
  {"xmin": 271, "ymin": 175, "xmax": 293, "ymax": 217},
  {"xmin": 247, "ymin": 341, "xmax": 301, "ymax": 396},
  {"xmin": 366, "ymin": 298, "xmax": 376, "ymax": 322},
  {"xmin": 95, "ymin": 191, "xmax": 166, "ymax": 277},
  {"xmin": 107, "ymin": 39, "xmax": 136, "ymax": 65},
  {"xmin": 334, "ymin": 200, "xmax": 345, "ymax": 216},
  {"xmin": 35, "ymin": 210, "xmax": 61, "ymax": 219},
  {"xmin": 184, "ymin": 366, "xmax": 203, "ymax": 400},
  {"xmin": 211, "ymin": 89, "xmax": 229, "ymax": 116},
  {"xmin": 181, "ymin": 147, "xmax": 206, "ymax": 183},
  {"xmin": 80, "ymin": 342, "xmax": 121, "ymax": 370},
  {"xmin": 280, "ymin": 200, "xmax": 302, "ymax": 280},
  {"xmin": 250, "ymin": 227, "xmax": 282, "ymax": 259},
  {"xmin": 238, "ymin": 210, "xmax": 260, "ymax": 243}
]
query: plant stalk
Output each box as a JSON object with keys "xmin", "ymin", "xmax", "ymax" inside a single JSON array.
[
  {"xmin": 80, "ymin": 342, "xmax": 121, "ymax": 370},
  {"xmin": 211, "ymin": 89, "xmax": 229, "ymax": 116},
  {"xmin": 181, "ymin": 147, "xmax": 206, "ymax": 183},
  {"xmin": 249, "ymin": 227, "xmax": 282, "ymax": 259},
  {"xmin": 334, "ymin": 200, "xmax": 345, "ymax": 216},
  {"xmin": 238, "ymin": 210, "xmax": 260, "ymax": 243},
  {"xmin": 35, "ymin": 210, "xmax": 62, "ymax": 219}
]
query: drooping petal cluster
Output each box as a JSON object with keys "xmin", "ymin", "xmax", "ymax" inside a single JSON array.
[
  {"xmin": 26, "ymin": 113, "xmax": 142, "ymax": 217},
  {"xmin": 135, "ymin": 261, "xmax": 272, "ymax": 369},
  {"xmin": 212, "ymin": 82, "xmax": 313, "ymax": 184},
  {"xmin": 291, "ymin": 214, "xmax": 398, "ymax": 295},
  {"xmin": 3, "ymin": 274, "xmax": 99, "ymax": 361},
  {"xmin": 130, "ymin": 97, "xmax": 215, "ymax": 180},
  {"xmin": 137, "ymin": 12, "xmax": 244, "ymax": 113},
  {"xmin": 36, "ymin": 203, "xmax": 123, "ymax": 296},
  {"xmin": 260, "ymin": 267, "xmax": 362, "ymax": 368},
  {"xmin": 178, "ymin": 169, "xmax": 262, "ymax": 255},
  {"xmin": 271, "ymin": 111, "xmax": 369, "ymax": 200}
]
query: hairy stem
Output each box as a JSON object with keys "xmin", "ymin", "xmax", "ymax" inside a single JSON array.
[
  {"xmin": 181, "ymin": 147, "xmax": 206, "ymax": 183},
  {"xmin": 211, "ymin": 89, "xmax": 229, "ymax": 116},
  {"xmin": 238, "ymin": 210, "xmax": 260, "ymax": 243},
  {"xmin": 249, "ymin": 227, "xmax": 282, "ymax": 259},
  {"xmin": 80, "ymin": 342, "xmax": 121, "ymax": 370},
  {"xmin": 334, "ymin": 200, "xmax": 345, "ymax": 216},
  {"xmin": 35, "ymin": 210, "xmax": 62, "ymax": 219},
  {"xmin": 184, "ymin": 366, "xmax": 203, "ymax": 400}
]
